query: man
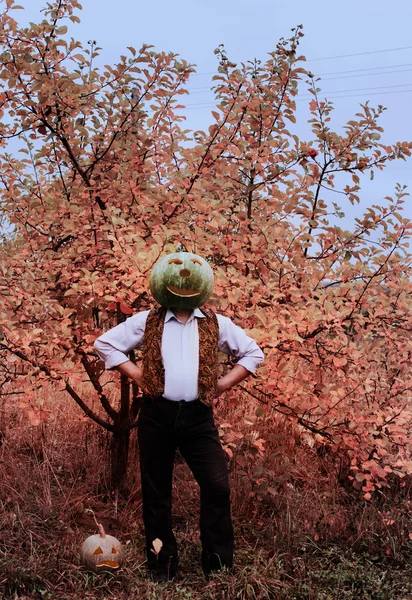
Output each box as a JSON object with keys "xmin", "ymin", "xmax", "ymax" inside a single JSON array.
[{"xmin": 94, "ymin": 252, "xmax": 264, "ymax": 581}]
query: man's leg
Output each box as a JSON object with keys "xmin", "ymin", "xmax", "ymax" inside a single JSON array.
[
  {"xmin": 178, "ymin": 402, "xmax": 234, "ymax": 574},
  {"xmin": 138, "ymin": 399, "xmax": 178, "ymax": 578}
]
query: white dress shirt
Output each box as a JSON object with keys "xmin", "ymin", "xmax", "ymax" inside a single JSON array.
[{"xmin": 94, "ymin": 308, "xmax": 264, "ymax": 401}]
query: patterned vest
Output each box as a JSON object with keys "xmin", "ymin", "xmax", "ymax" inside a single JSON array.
[{"xmin": 141, "ymin": 306, "xmax": 219, "ymax": 406}]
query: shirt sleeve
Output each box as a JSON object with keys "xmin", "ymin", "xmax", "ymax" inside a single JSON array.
[
  {"xmin": 216, "ymin": 314, "xmax": 264, "ymax": 374},
  {"xmin": 93, "ymin": 310, "xmax": 150, "ymax": 370}
]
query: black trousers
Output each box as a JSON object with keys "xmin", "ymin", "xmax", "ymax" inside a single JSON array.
[{"xmin": 137, "ymin": 396, "xmax": 234, "ymax": 575}]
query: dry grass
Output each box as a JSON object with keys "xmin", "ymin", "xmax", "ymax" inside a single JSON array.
[{"xmin": 1, "ymin": 387, "xmax": 412, "ymax": 599}]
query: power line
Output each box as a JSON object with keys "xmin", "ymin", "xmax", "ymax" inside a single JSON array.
[
  {"xmin": 190, "ymin": 45, "xmax": 412, "ymax": 77},
  {"xmin": 179, "ymin": 87, "xmax": 412, "ymax": 110},
  {"xmin": 322, "ymin": 67, "xmax": 412, "ymax": 81},
  {"xmin": 186, "ymin": 65, "xmax": 412, "ymax": 93},
  {"xmin": 301, "ymin": 88, "xmax": 412, "ymax": 101},
  {"xmin": 307, "ymin": 45, "xmax": 412, "ymax": 62},
  {"xmin": 317, "ymin": 62, "xmax": 412, "ymax": 76},
  {"xmin": 183, "ymin": 82, "xmax": 412, "ymax": 107},
  {"xmin": 301, "ymin": 82, "xmax": 412, "ymax": 96},
  {"xmin": 187, "ymin": 69, "xmax": 412, "ymax": 95}
]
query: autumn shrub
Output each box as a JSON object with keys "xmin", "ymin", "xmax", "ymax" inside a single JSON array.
[
  {"xmin": 1, "ymin": 386, "xmax": 412, "ymax": 600},
  {"xmin": 0, "ymin": 1, "xmax": 412, "ymax": 595},
  {"xmin": 0, "ymin": 0, "xmax": 411, "ymax": 501}
]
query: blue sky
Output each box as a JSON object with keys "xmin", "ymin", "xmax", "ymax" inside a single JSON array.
[{"xmin": 13, "ymin": 0, "xmax": 412, "ymax": 224}]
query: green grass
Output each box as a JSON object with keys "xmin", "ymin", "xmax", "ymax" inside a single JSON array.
[
  {"xmin": 1, "ymin": 509, "xmax": 412, "ymax": 600},
  {"xmin": 2, "ymin": 399, "xmax": 412, "ymax": 599}
]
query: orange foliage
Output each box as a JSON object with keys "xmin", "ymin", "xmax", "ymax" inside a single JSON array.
[{"xmin": 0, "ymin": 0, "xmax": 411, "ymax": 495}]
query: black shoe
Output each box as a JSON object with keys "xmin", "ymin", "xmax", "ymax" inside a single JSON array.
[
  {"xmin": 203, "ymin": 553, "xmax": 233, "ymax": 576},
  {"xmin": 150, "ymin": 571, "xmax": 173, "ymax": 583},
  {"xmin": 148, "ymin": 567, "xmax": 177, "ymax": 583}
]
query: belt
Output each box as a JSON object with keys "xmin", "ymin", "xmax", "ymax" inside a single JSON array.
[{"xmin": 145, "ymin": 395, "xmax": 200, "ymax": 404}]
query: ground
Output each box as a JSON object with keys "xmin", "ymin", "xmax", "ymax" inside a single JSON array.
[{"xmin": 1, "ymin": 392, "xmax": 412, "ymax": 599}]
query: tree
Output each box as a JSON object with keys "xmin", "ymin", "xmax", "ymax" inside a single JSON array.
[{"xmin": 1, "ymin": 0, "xmax": 411, "ymax": 495}]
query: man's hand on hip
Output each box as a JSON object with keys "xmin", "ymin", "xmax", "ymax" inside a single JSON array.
[
  {"xmin": 216, "ymin": 364, "xmax": 250, "ymax": 397},
  {"xmin": 115, "ymin": 360, "xmax": 143, "ymax": 387}
]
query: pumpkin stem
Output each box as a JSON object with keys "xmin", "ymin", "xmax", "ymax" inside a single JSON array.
[{"xmin": 97, "ymin": 523, "xmax": 106, "ymax": 538}]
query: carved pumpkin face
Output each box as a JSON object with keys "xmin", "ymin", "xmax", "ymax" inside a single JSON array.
[
  {"xmin": 149, "ymin": 252, "xmax": 214, "ymax": 310},
  {"xmin": 80, "ymin": 524, "xmax": 124, "ymax": 572}
]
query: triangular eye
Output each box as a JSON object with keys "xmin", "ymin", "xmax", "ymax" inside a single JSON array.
[
  {"xmin": 92, "ymin": 546, "xmax": 104, "ymax": 555},
  {"xmin": 111, "ymin": 546, "xmax": 118, "ymax": 554}
]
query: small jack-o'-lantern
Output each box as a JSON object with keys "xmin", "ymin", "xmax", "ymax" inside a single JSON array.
[
  {"xmin": 149, "ymin": 252, "xmax": 214, "ymax": 310},
  {"xmin": 80, "ymin": 523, "xmax": 124, "ymax": 572}
]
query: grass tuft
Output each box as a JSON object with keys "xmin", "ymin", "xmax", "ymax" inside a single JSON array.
[{"xmin": 1, "ymin": 387, "xmax": 412, "ymax": 598}]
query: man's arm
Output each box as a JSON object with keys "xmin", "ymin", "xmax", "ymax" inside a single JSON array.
[
  {"xmin": 216, "ymin": 314, "xmax": 264, "ymax": 396},
  {"xmin": 115, "ymin": 360, "xmax": 143, "ymax": 386},
  {"xmin": 94, "ymin": 311, "xmax": 149, "ymax": 372},
  {"xmin": 216, "ymin": 364, "xmax": 250, "ymax": 396}
]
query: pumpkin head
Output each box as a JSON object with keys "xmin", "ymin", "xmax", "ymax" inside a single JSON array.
[
  {"xmin": 149, "ymin": 252, "xmax": 214, "ymax": 310},
  {"xmin": 80, "ymin": 523, "xmax": 124, "ymax": 572}
]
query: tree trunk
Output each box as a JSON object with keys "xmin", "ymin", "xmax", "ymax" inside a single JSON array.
[
  {"xmin": 105, "ymin": 305, "xmax": 143, "ymax": 492},
  {"xmin": 108, "ymin": 367, "xmax": 131, "ymax": 492},
  {"xmin": 110, "ymin": 425, "xmax": 130, "ymax": 493}
]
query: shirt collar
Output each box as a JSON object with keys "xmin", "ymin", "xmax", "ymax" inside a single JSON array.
[{"xmin": 165, "ymin": 308, "xmax": 206, "ymax": 323}]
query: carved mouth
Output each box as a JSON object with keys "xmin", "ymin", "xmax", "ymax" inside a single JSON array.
[
  {"xmin": 167, "ymin": 285, "xmax": 200, "ymax": 297},
  {"xmin": 96, "ymin": 561, "xmax": 120, "ymax": 569}
]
